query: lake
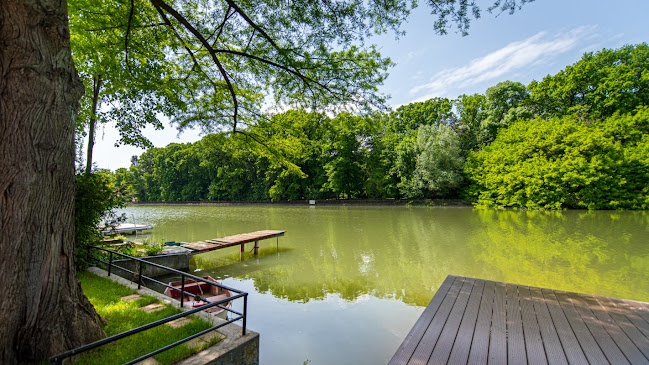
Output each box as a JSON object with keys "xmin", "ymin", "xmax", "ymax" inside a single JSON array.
[{"xmin": 120, "ymin": 205, "xmax": 649, "ymax": 364}]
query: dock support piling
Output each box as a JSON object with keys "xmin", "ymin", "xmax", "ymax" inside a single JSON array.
[
  {"xmin": 254, "ymin": 240, "xmax": 259, "ymax": 255},
  {"xmin": 240, "ymin": 243, "xmax": 245, "ymax": 252}
]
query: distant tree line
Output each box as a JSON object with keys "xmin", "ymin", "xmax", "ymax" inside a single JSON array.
[{"xmin": 113, "ymin": 44, "xmax": 649, "ymax": 209}]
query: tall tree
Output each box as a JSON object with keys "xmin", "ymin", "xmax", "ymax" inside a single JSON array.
[
  {"xmin": 527, "ymin": 43, "xmax": 649, "ymax": 120},
  {"xmin": 0, "ymin": 1, "xmax": 104, "ymax": 363},
  {"xmin": 1, "ymin": 0, "xmax": 531, "ymax": 361},
  {"xmin": 477, "ymin": 80, "xmax": 530, "ymax": 146},
  {"xmin": 322, "ymin": 114, "xmax": 366, "ymax": 199},
  {"xmin": 466, "ymin": 107, "xmax": 649, "ymax": 209},
  {"xmin": 455, "ymin": 93, "xmax": 488, "ymax": 151},
  {"xmin": 69, "ymin": 0, "xmax": 185, "ymax": 173},
  {"xmin": 405, "ymin": 125, "xmax": 465, "ymax": 198}
]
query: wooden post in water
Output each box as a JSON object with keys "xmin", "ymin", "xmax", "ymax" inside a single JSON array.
[
  {"xmin": 254, "ymin": 240, "xmax": 259, "ymax": 255},
  {"xmin": 240, "ymin": 243, "xmax": 245, "ymax": 252}
]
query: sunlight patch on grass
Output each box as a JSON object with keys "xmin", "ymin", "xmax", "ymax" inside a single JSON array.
[{"xmin": 77, "ymin": 271, "xmax": 222, "ymax": 365}]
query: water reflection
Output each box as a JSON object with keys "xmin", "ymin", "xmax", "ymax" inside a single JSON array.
[
  {"xmin": 129, "ymin": 206, "xmax": 649, "ymax": 304},
  {"xmin": 122, "ymin": 205, "xmax": 649, "ymax": 364},
  {"xmin": 467, "ymin": 209, "xmax": 649, "ymax": 301}
]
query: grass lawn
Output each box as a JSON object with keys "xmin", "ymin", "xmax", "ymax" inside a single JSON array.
[{"xmin": 76, "ymin": 271, "xmax": 222, "ymax": 365}]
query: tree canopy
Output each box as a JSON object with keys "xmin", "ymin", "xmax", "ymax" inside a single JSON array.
[
  {"xmin": 114, "ymin": 43, "xmax": 649, "ymax": 210},
  {"xmin": 69, "ymin": 0, "xmax": 534, "ymax": 171}
]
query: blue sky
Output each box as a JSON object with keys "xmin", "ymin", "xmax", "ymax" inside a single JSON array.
[{"xmin": 92, "ymin": 0, "xmax": 649, "ymax": 170}]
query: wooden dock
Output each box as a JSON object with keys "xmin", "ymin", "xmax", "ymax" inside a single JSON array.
[
  {"xmin": 180, "ymin": 230, "xmax": 285, "ymax": 255},
  {"xmin": 390, "ymin": 275, "xmax": 649, "ymax": 365}
]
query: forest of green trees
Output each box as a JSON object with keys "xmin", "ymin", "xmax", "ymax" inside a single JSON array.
[{"xmin": 112, "ymin": 44, "xmax": 649, "ymax": 209}]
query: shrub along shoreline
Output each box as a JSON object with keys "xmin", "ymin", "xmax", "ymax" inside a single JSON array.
[{"xmin": 126, "ymin": 198, "xmax": 474, "ymax": 207}]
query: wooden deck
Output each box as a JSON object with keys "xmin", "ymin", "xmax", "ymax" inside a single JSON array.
[
  {"xmin": 180, "ymin": 230, "xmax": 285, "ymax": 254},
  {"xmin": 390, "ymin": 275, "xmax": 649, "ymax": 365}
]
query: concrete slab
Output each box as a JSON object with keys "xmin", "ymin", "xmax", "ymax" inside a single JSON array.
[
  {"xmin": 141, "ymin": 303, "xmax": 165, "ymax": 312},
  {"xmin": 160, "ymin": 246, "xmax": 193, "ymax": 255},
  {"xmin": 167, "ymin": 317, "xmax": 192, "ymax": 328},
  {"xmin": 121, "ymin": 294, "xmax": 142, "ymax": 301},
  {"xmin": 113, "ymin": 253, "xmax": 192, "ymax": 277},
  {"xmin": 186, "ymin": 331, "xmax": 226, "ymax": 349},
  {"xmin": 134, "ymin": 357, "xmax": 159, "ymax": 365}
]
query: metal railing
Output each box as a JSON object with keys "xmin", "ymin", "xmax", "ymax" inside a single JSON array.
[{"xmin": 49, "ymin": 246, "xmax": 248, "ymax": 364}]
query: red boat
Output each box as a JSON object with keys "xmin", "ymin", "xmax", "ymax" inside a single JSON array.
[{"xmin": 164, "ymin": 276, "xmax": 232, "ymax": 317}]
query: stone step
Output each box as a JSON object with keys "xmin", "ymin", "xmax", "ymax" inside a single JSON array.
[
  {"xmin": 167, "ymin": 317, "xmax": 192, "ymax": 328},
  {"xmin": 121, "ymin": 294, "xmax": 142, "ymax": 301},
  {"xmin": 141, "ymin": 303, "xmax": 165, "ymax": 312}
]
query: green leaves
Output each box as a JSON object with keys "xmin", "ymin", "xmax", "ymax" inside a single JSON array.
[
  {"xmin": 75, "ymin": 170, "xmax": 126, "ymax": 268},
  {"xmin": 70, "ymin": 0, "xmax": 536, "ymax": 157},
  {"xmin": 466, "ymin": 107, "xmax": 649, "ymax": 209},
  {"xmin": 405, "ymin": 125, "xmax": 465, "ymax": 198},
  {"xmin": 527, "ymin": 43, "xmax": 649, "ymax": 120},
  {"xmin": 109, "ymin": 41, "xmax": 648, "ymax": 210}
]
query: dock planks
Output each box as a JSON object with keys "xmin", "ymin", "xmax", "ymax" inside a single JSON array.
[
  {"xmin": 180, "ymin": 230, "xmax": 285, "ymax": 253},
  {"xmin": 389, "ymin": 275, "xmax": 649, "ymax": 365}
]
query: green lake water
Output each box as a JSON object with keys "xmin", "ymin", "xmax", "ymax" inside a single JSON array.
[{"xmin": 121, "ymin": 205, "xmax": 649, "ymax": 364}]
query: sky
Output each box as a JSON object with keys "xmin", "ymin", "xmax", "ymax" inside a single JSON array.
[{"xmin": 91, "ymin": 0, "xmax": 649, "ymax": 170}]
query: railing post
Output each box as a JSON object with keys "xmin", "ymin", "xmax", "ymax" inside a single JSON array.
[
  {"xmin": 180, "ymin": 275, "xmax": 185, "ymax": 308},
  {"xmin": 108, "ymin": 252, "xmax": 113, "ymax": 277},
  {"xmin": 138, "ymin": 262, "xmax": 143, "ymax": 289},
  {"xmin": 243, "ymin": 293, "xmax": 247, "ymax": 336}
]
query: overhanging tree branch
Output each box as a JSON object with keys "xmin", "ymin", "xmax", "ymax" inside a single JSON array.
[
  {"xmin": 151, "ymin": 0, "xmax": 240, "ymax": 130},
  {"xmin": 125, "ymin": 0, "xmax": 135, "ymax": 74}
]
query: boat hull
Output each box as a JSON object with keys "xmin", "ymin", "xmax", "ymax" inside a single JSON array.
[{"xmin": 163, "ymin": 276, "xmax": 232, "ymax": 318}]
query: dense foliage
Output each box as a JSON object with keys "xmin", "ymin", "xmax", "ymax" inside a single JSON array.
[
  {"xmin": 114, "ymin": 43, "xmax": 649, "ymax": 209},
  {"xmin": 466, "ymin": 108, "xmax": 649, "ymax": 209},
  {"xmin": 75, "ymin": 170, "xmax": 125, "ymax": 268}
]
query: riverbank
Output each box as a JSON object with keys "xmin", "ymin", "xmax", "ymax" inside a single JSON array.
[
  {"xmin": 83, "ymin": 267, "xmax": 260, "ymax": 365},
  {"xmin": 76, "ymin": 271, "xmax": 222, "ymax": 364},
  {"xmin": 127, "ymin": 198, "xmax": 473, "ymax": 207}
]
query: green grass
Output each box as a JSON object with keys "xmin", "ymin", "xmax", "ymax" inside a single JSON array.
[{"xmin": 76, "ymin": 271, "xmax": 222, "ymax": 365}]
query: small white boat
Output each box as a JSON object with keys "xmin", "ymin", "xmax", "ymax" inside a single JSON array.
[{"xmin": 100, "ymin": 223, "xmax": 153, "ymax": 235}]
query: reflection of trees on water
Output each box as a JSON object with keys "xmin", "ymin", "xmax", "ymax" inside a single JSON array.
[
  {"xmin": 468, "ymin": 210, "xmax": 649, "ymax": 302},
  {"xmin": 188, "ymin": 208, "xmax": 649, "ymax": 307},
  {"xmin": 194, "ymin": 208, "xmax": 482, "ymax": 307}
]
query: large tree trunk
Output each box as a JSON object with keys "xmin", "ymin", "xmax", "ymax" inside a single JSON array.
[{"xmin": 0, "ymin": 0, "xmax": 105, "ymax": 363}]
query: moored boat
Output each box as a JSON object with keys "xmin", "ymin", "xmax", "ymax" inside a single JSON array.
[{"xmin": 163, "ymin": 276, "xmax": 232, "ymax": 317}]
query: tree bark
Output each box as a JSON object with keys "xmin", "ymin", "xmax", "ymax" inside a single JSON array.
[{"xmin": 0, "ymin": 0, "xmax": 105, "ymax": 363}]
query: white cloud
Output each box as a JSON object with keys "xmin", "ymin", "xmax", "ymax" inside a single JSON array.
[{"xmin": 409, "ymin": 26, "xmax": 597, "ymax": 101}]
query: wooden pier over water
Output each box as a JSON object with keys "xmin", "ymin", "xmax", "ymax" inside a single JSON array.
[
  {"xmin": 130, "ymin": 230, "xmax": 286, "ymax": 276},
  {"xmin": 390, "ymin": 275, "xmax": 649, "ymax": 365},
  {"xmin": 177, "ymin": 230, "xmax": 286, "ymax": 255}
]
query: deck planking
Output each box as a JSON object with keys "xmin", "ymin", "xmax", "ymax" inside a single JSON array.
[
  {"xmin": 180, "ymin": 230, "xmax": 285, "ymax": 253},
  {"xmin": 389, "ymin": 275, "xmax": 649, "ymax": 365}
]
